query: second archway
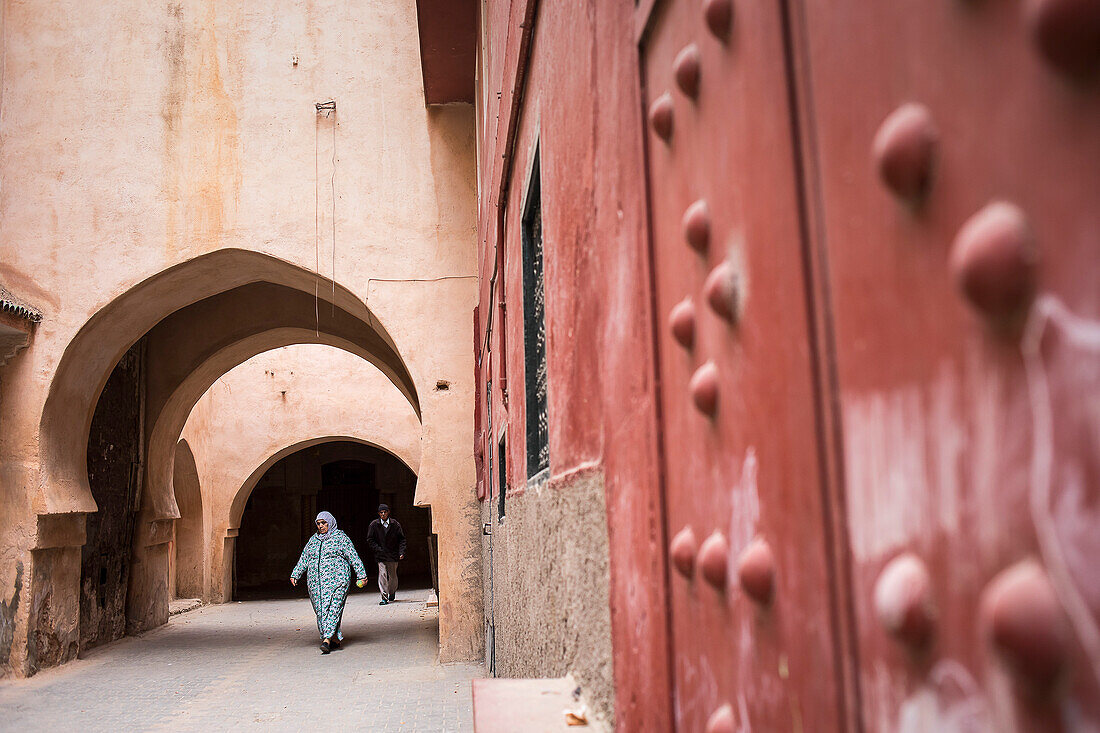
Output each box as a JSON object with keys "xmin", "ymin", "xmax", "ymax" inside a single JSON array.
[{"xmin": 234, "ymin": 440, "xmax": 431, "ymax": 602}]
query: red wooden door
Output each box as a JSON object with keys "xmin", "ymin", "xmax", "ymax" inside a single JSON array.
[
  {"xmin": 792, "ymin": 0, "xmax": 1100, "ymax": 729},
  {"xmin": 639, "ymin": 1, "xmax": 848, "ymax": 729}
]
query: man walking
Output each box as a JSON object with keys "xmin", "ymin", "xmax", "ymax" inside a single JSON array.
[{"xmin": 367, "ymin": 504, "xmax": 406, "ymax": 605}]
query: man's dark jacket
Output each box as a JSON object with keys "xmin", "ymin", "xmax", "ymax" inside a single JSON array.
[{"xmin": 366, "ymin": 518, "xmax": 407, "ymax": 562}]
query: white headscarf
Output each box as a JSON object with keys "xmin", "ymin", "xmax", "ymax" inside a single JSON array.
[{"xmin": 315, "ymin": 511, "xmax": 338, "ymax": 542}]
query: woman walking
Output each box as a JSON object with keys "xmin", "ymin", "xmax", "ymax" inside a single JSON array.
[{"xmin": 291, "ymin": 511, "xmax": 368, "ymax": 653}]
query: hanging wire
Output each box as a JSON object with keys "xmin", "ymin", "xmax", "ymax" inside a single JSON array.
[
  {"xmin": 312, "ymin": 100, "xmax": 338, "ymax": 320},
  {"xmin": 331, "ymin": 109, "xmax": 337, "ymax": 316},
  {"xmin": 314, "ymin": 104, "xmax": 321, "ymax": 337}
]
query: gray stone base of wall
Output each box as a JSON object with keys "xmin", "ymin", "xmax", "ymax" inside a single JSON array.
[{"xmin": 481, "ymin": 463, "xmax": 614, "ymax": 728}]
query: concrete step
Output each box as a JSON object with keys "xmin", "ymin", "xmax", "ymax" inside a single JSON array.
[{"xmin": 472, "ymin": 675, "xmax": 608, "ymax": 732}]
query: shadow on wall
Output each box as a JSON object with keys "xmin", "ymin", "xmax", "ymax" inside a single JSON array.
[
  {"xmin": 426, "ymin": 105, "xmax": 477, "ymax": 242},
  {"xmin": 79, "ymin": 340, "xmax": 144, "ymax": 654}
]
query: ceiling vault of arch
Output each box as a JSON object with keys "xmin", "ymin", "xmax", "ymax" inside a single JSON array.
[{"xmin": 38, "ymin": 249, "xmax": 421, "ymax": 519}]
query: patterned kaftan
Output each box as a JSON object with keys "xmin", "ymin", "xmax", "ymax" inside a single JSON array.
[{"xmin": 291, "ymin": 529, "xmax": 368, "ymax": 639}]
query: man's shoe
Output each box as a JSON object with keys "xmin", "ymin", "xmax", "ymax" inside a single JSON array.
[
  {"xmin": 320, "ymin": 640, "xmax": 331, "ymax": 654},
  {"xmin": 388, "ymin": 593, "xmax": 396, "ymax": 602},
  {"xmin": 379, "ymin": 598, "xmax": 388, "ymax": 605}
]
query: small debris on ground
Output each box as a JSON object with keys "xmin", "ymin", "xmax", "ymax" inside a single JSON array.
[{"xmin": 564, "ymin": 705, "xmax": 588, "ymax": 726}]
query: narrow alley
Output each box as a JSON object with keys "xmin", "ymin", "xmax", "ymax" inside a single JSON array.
[
  {"xmin": 0, "ymin": 591, "xmax": 480, "ymax": 731},
  {"xmin": 1, "ymin": 0, "xmax": 1098, "ymax": 730}
]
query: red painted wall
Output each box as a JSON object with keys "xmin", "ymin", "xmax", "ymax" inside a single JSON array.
[
  {"xmin": 474, "ymin": 1, "xmax": 673, "ymax": 730},
  {"xmin": 473, "ymin": 0, "xmax": 1100, "ymax": 729}
]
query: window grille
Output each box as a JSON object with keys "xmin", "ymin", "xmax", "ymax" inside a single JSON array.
[{"xmin": 522, "ymin": 151, "xmax": 549, "ymax": 479}]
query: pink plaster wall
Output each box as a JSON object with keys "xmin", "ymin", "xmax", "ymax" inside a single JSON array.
[{"xmin": 0, "ymin": 0, "xmax": 479, "ymax": 675}]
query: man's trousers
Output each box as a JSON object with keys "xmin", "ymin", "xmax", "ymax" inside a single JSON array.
[{"xmin": 377, "ymin": 561, "xmax": 399, "ymax": 599}]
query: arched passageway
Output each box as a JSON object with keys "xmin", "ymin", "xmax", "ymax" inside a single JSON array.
[
  {"xmin": 177, "ymin": 344, "xmax": 424, "ymax": 605},
  {"xmin": 43, "ymin": 250, "xmax": 422, "ymax": 655},
  {"xmin": 42, "ymin": 250, "xmax": 418, "ymax": 520},
  {"xmin": 234, "ymin": 441, "xmax": 429, "ymax": 601}
]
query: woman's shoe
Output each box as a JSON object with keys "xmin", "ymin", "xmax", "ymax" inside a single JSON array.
[
  {"xmin": 330, "ymin": 637, "xmax": 341, "ymax": 649},
  {"xmin": 379, "ymin": 598, "xmax": 388, "ymax": 605},
  {"xmin": 320, "ymin": 639, "xmax": 331, "ymax": 654}
]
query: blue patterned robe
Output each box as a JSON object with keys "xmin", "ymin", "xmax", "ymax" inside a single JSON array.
[{"xmin": 291, "ymin": 529, "xmax": 368, "ymax": 639}]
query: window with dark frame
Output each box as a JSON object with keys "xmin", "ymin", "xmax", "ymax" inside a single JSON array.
[
  {"xmin": 497, "ymin": 201, "xmax": 508, "ymax": 404},
  {"xmin": 522, "ymin": 149, "xmax": 549, "ymax": 479},
  {"xmin": 497, "ymin": 433, "xmax": 507, "ymax": 521}
]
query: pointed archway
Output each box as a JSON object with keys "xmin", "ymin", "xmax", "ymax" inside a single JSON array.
[
  {"xmin": 37, "ymin": 250, "xmax": 422, "ymax": 657},
  {"xmin": 232, "ymin": 440, "xmax": 426, "ymax": 602}
]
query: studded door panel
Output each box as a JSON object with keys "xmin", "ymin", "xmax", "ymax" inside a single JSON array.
[
  {"xmin": 641, "ymin": 1, "xmax": 845, "ymax": 729},
  {"xmin": 794, "ymin": 0, "xmax": 1100, "ymax": 728}
]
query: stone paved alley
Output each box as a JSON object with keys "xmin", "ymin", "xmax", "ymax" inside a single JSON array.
[{"xmin": 0, "ymin": 590, "xmax": 482, "ymax": 731}]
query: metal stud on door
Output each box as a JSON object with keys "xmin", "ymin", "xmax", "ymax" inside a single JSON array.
[
  {"xmin": 639, "ymin": 0, "xmax": 847, "ymax": 729},
  {"xmin": 791, "ymin": 0, "xmax": 1100, "ymax": 726}
]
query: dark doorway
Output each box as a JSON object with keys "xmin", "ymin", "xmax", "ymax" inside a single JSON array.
[
  {"xmin": 234, "ymin": 441, "xmax": 431, "ymax": 600},
  {"xmin": 80, "ymin": 339, "xmax": 144, "ymax": 652},
  {"xmin": 318, "ymin": 460, "xmax": 377, "ymax": 566}
]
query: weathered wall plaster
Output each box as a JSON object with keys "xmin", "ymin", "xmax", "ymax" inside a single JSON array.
[{"xmin": 482, "ymin": 466, "xmax": 614, "ymax": 727}]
